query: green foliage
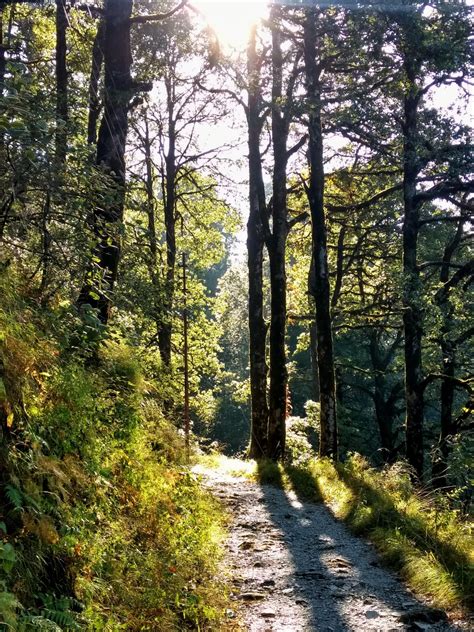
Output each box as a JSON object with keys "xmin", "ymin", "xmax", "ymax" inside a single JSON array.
[
  {"xmin": 0, "ymin": 277, "xmax": 230, "ymax": 631},
  {"xmin": 0, "ymin": 0, "xmax": 472, "ymax": 627},
  {"xmin": 0, "ymin": 588, "xmax": 22, "ymax": 629},
  {"xmin": 285, "ymin": 414, "xmax": 318, "ymax": 467}
]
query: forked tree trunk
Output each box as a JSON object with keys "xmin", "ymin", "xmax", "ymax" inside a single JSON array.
[
  {"xmin": 77, "ymin": 0, "xmax": 133, "ymax": 324},
  {"xmin": 304, "ymin": 8, "xmax": 337, "ymax": 459},
  {"xmin": 247, "ymin": 25, "xmax": 268, "ymax": 459}
]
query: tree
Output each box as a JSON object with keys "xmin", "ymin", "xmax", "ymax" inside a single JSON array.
[
  {"xmin": 76, "ymin": 0, "xmax": 135, "ymax": 324},
  {"xmin": 55, "ymin": 0, "xmax": 68, "ymax": 164},
  {"xmin": 391, "ymin": 3, "xmax": 472, "ymax": 478},
  {"xmin": 430, "ymin": 203, "xmax": 473, "ymax": 488},
  {"xmin": 246, "ymin": 24, "xmax": 269, "ymax": 458},
  {"xmin": 264, "ymin": 5, "xmax": 304, "ymax": 459},
  {"xmin": 303, "ymin": 7, "xmax": 337, "ymax": 458},
  {"xmin": 77, "ymin": 0, "xmax": 187, "ymax": 324}
]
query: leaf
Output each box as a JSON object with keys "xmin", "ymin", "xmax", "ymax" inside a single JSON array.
[
  {"xmin": 5, "ymin": 484, "xmax": 23, "ymax": 510},
  {"xmin": 0, "ymin": 542, "xmax": 16, "ymax": 572},
  {"xmin": 0, "ymin": 543, "xmax": 16, "ymax": 563}
]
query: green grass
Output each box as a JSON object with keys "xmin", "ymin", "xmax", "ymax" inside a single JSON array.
[
  {"xmin": 207, "ymin": 454, "xmax": 473, "ymax": 615},
  {"xmin": 0, "ymin": 280, "xmax": 234, "ymax": 631}
]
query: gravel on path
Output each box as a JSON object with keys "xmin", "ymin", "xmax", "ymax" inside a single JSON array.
[{"xmin": 193, "ymin": 464, "xmax": 470, "ymax": 632}]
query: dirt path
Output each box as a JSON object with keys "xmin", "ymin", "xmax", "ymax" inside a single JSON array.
[{"xmin": 194, "ymin": 464, "xmax": 469, "ymax": 632}]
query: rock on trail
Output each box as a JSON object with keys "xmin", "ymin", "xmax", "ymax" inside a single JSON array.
[{"xmin": 194, "ymin": 465, "xmax": 469, "ymax": 632}]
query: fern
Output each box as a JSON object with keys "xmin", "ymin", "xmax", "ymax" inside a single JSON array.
[
  {"xmin": 40, "ymin": 608, "xmax": 80, "ymax": 630},
  {"xmin": 0, "ymin": 541, "xmax": 16, "ymax": 574},
  {"xmin": 5, "ymin": 484, "xmax": 23, "ymax": 510},
  {"xmin": 36, "ymin": 595, "xmax": 81, "ymax": 631},
  {"xmin": 21, "ymin": 615, "xmax": 62, "ymax": 631}
]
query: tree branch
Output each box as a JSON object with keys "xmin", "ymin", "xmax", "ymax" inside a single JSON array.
[
  {"xmin": 420, "ymin": 373, "xmax": 473, "ymax": 393},
  {"xmin": 287, "ymin": 134, "xmax": 307, "ymax": 159},
  {"xmin": 435, "ymin": 260, "xmax": 474, "ymax": 302},
  {"xmin": 327, "ymin": 183, "xmax": 402, "ymax": 213},
  {"xmin": 287, "ymin": 211, "xmax": 309, "ymax": 230},
  {"xmin": 129, "ymin": 0, "xmax": 187, "ymax": 24}
]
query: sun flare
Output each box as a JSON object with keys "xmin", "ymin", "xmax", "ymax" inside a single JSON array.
[{"xmin": 192, "ymin": 0, "xmax": 269, "ymax": 50}]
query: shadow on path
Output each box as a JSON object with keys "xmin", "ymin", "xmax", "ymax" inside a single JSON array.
[{"xmin": 250, "ymin": 460, "xmax": 457, "ymax": 632}]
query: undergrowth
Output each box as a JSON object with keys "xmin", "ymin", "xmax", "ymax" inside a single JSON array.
[
  {"xmin": 0, "ymin": 273, "xmax": 230, "ymax": 630},
  {"xmin": 207, "ymin": 454, "xmax": 473, "ymax": 615}
]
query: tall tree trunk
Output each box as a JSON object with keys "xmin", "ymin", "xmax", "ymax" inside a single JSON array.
[
  {"xmin": 39, "ymin": 190, "xmax": 52, "ymax": 300},
  {"xmin": 0, "ymin": 6, "xmax": 14, "ymax": 158},
  {"xmin": 432, "ymin": 345, "xmax": 455, "ymax": 488},
  {"xmin": 266, "ymin": 6, "xmax": 288, "ymax": 460},
  {"xmin": 0, "ymin": 10, "xmax": 6, "ymax": 160},
  {"xmin": 77, "ymin": 0, "xmax": 133, "ymax": 324},
  {"xmin": 309, "ymin": 320, "xmax": 320, "ymax": 402},
  {"xmin": 369, "ymin": 330, "xmax": 402, "ymax": 463},
  {"xmin": 182, "ymin": 250, "xmax": 190, "ymax": 456},
  {"xmin": 142, "ymin": 116, "xmax": 163, "ymax": 340},
  {"xmin": 0, "ymin": 10, "xmax": 5, "ymax": 93},
  {"xmin": 158, "ymin": 76, "xmax": 176, "ymax": 367},
  {"xmin": 247, "ymin": 25, "xmax": 268, "ymax": 459},
  {"xmin": 431, "ymin": 218, "xmax": 465, "ymax": 489},
  {"xmin": 55, "ymin": 0, "xmax": 68, "ymax": 164},
  {"xmin": 401, "ymin": 60, "xmax": 424, "ymax": 479},
  {"xmin": 304, "ymin": 8, "xmax": 337, "ymax": 459},
  {"xmin": 87, "ymin": 19, "xmax": 105, "ymax": 145}
]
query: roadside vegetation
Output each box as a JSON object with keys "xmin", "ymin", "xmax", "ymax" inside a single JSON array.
[{"xmin": 0, "ymin": 275, "xmax": 230, "ymax": 631}]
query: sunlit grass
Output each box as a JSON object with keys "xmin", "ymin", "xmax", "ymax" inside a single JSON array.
[
  {"xmin": 197, "ymin": 453, "xmax": 257, "ymax": 478},
  {"xmin": 206, "ymin": 453, "xmax": 473, "ymax": 615}
]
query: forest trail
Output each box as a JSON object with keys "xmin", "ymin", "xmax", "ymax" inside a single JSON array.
[{"xmin": 194, "ymin": 463, "xmax": 468, "ymax": 632}]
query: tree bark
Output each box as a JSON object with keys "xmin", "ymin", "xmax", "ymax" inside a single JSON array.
[
  {"xmin": 247, "ymin": 25, "xmax": 268, "ymax": 459},
  {"xmin": 303, "ymin": 8, "xmax": 337, "ymax": 460},
  {"xmin": 142, "ymin": 115, "xmax": 164, "ymax": 342},
  {"xmin": 157, "ymin": 73, "xmax": 177, "ymax": 368},
  {"xmin": 369, "ymin": 330, "xmax": 402, "ymax": 463},
  {"xmin": 266, "ymin": 5, "xmax": 288, "ymax": 460},
  {"xmin": 0, "ymin": 10, "xmax": 5, "ymax": 93},
  {"xmin": 401, "ymin": 58, "xmax": 424, "ymax": 479},
  {"xmin": 432, "ymin": 218, "xmax": 466, "ymax": 489},
  {"xmin": 87, "ymin": 19, "xmax": 105, "ymax": 145},
  {"xmin": 55, "ymin": 0, "xmax": 68, "ymax": 164},
  {"xmin": 309, "ymin": 320, "xmax": 320, "ymax": 402},
  {"xmin": 77, "ymin": 0, "xmax": 133, "ymax": 324}
]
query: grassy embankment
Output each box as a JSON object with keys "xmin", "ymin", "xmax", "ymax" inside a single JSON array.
[{"xmin": 0, "ymin": 274, "xmax": 232, "ymax": 631}]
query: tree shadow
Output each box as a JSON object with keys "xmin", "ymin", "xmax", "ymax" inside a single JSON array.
[
  {"xmin": 254, "ymin": 460, "xmax": 350, "ymax": 631},
  {"xmin": 252, "ymin": 459, "xmax": 459, "ymax": 631},
  {"xmin": 335, "ymin": 465, "xmax": 473, "ymax": 611}
]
